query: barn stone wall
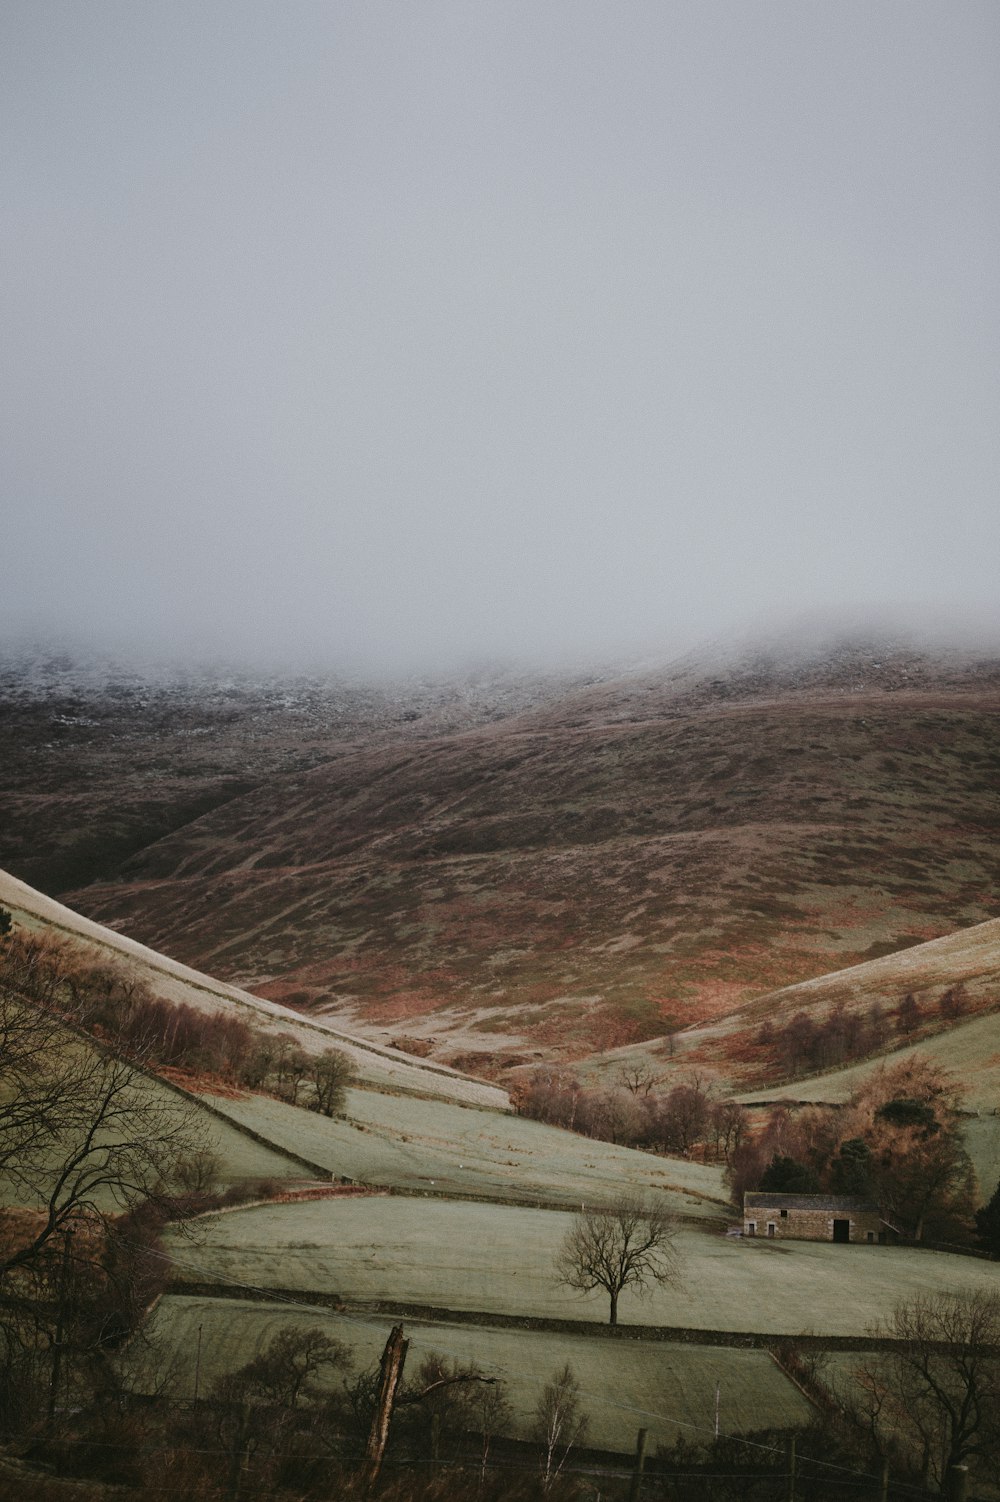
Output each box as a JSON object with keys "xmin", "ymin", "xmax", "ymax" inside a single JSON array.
[{"xmin": 743, "ymin": 1203, "xmax": 883, "ymax": 1243}]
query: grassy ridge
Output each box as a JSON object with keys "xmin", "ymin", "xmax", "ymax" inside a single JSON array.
[
  {"xmin": 735, "ymin": 1007, "xmax": 1000, "ymax": 1111},
  {"xmin": 0, "ymin": 866, "xmax": 509, "ymax": 1110}
]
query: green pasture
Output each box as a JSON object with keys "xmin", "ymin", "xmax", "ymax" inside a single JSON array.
[
  {"xmin": 146, "ymin": 1294, "xmax": 813, "ymax": 1454},
  {"xmin": 203, "ymin": 1086, "xmax": 729, "ymax": 1214},
  {"xmin": 179, "ymin": 1097, "xmax": 312, "ymax": 1185},
  {"xmin": 170, "ymin": 1197, "xmax": 1000, "ymax": 1337},
  {"xmin": 965, "ymin": 1113, "xmax": 1000, "ymax": 1198},
  {"xmin": 736, "ymin": 1011, "xmax": 1000, "ymax": 1113},
  {"xmin": 0, "ymin": 1049, "xmax": 305, "ymax": 1212}
]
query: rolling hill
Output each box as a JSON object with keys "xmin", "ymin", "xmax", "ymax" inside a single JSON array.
[
  {"xmin": 3, "ymin": 865, "xmax": 999, "ymax": 1470},
  {"xmin": 7, "ymin": 632, "xmax": 993, "ymax": 1076}
]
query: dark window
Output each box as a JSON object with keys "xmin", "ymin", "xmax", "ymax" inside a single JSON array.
[{"xmin": 780, "ymin": 1208, "xmax": 788, "ymax": 1218}]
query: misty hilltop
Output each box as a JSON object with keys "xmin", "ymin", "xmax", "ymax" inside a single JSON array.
[{"xmin": 3, "ymin": 626, "xmax": 998, "ymax": 1076}]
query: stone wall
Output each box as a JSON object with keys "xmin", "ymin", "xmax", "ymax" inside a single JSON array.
[{"xmin": 743, "ymin": 1203, "xmax": 883, "ymax": 1243}]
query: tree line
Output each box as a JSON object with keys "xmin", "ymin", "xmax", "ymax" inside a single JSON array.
[
  {"xmin": 754, "ymin": 985, "xmax": 970, "ymax": 1080},
  {"xmin": 727, "ymin": 1056, "xmax": 982, "ymax": 1245},
  {"xmin": 0, "ymin": 918, "xmax": 355, "ymax": 1117},
  {"xmin": 514, "ymin": 1066, "xmax": 749, "ymax": 1165}
]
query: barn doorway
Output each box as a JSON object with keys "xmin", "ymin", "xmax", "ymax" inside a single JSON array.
[{"xmin": 832, "ymin": 1219, "xmax": 850, "ymax": 1244}]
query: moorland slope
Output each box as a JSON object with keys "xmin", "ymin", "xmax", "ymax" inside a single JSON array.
[{"xmin": 25, "ymin": 634, "xmax": 996, "ymax": 1074}]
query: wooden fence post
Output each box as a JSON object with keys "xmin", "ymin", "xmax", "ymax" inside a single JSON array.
[
  {"xmin": 785, "ymin": 1435, "xmax": 796, "ymax": 1502},
  {"xmin": 628, "ymin": 1427, "xmax": 648, "ymax": 1502}
]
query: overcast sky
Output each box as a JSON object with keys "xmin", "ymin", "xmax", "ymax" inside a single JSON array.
[{"xmin": 2, "ymin": 3, "xmax": 998, "ymax": 671}]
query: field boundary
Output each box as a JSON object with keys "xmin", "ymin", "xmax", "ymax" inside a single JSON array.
[
  {"xmin": 377, "ymin": 1181, "xmax": 732, "ymax": 1222},
  {"xmin": 163, "ymin": 1284, "xmax": 987, "ymax": 1355},
  {"xmin": 143, "ymin": 1070, "xmax": 336, "ymax": 1178}
]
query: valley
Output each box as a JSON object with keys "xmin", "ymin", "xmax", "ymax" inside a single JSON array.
[{"xmin": 2, "ymin": 635, "xmax": 999, "ymax": 1496}]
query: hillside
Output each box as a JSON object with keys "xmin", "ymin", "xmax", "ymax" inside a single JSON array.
[
  {"xmin": 0, "ymin": 867, "xmax": 507, "ymax": 1110},
  {"xmin": 4, "ymin": 865, "xmax": 999, "ymax": 1477},
  {"xmin": 669, "ymin": 913, "xmax": 1000, "ymax": 1080},
  {"xmin": 14, "ymin": 634, "xmax": 994, "ymax": 1074}
]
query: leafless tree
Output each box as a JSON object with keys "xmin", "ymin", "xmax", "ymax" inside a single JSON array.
[
  {"xmin": 471, "ymin": 1372, "xmax": 513, "ymax": 1488},
  {"xmin": 213, "ymin": 1326, "xmax": 352, "ymax": 1497},
  {"xmin": 532, "ymin": 1362, "xmax": 588, "ymax": 1492},
  {"xmin": 274, "ymin": 1039, "xmax": 310, "ymax": 1104},
  {"xmin": 555, "ymin": 1192, "xmax": 679, "ymax": 1325},
  {"xmin": 711, "ymin": 1100, "xmax": 749, "ymax": 1165},
  {"xmin": 171, "ymin": 1146, "xmax": 223, "ymax": 1195},
  {"xmin": 308, "ymin": 1047, "xmax": 355, "ymax": 1117},
  {"xmin": 618, "ymin": 1063, "xmax": 658, "ymax": 1097},
  {"xmin": 855, "ymin": 1291, "xmax": 1000, "ymax": 1487},
  {"xmin": 0, "ymin": 988, "xmax": 200, "ymax": 1285}
]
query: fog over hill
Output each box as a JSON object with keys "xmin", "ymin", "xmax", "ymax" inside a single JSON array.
[
  {"xmin": 2, "ymin": 622, "xmax": 998, "ymax": 1077},
  {"xmin": 4, "ymin": 5, "xmax": 998, "ymax": 675}
]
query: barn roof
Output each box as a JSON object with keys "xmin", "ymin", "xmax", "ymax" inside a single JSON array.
[{"xmin": 743, "ymin": 1192, "xmax": 880, "ymax": 1212}]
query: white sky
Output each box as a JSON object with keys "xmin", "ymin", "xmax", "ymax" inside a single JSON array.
[{"xmin": 2, "ymin": 3, "xmax": 998, "ymax": 670}]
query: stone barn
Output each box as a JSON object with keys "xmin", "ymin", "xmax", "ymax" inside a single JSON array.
[{"xmin": 743, "ymin": 1192, "xmax": 887, "ymax": 1244}]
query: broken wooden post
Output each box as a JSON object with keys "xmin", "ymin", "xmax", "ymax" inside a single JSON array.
[
  {"xmin": 628, "ymin": 1427, "xmax": 648, "ymax": 1501},
  {"xmin": 362, "ymin": 1323, "xmax": 409, "ymax": 1494}
]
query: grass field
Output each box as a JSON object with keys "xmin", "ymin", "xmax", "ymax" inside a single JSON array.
[
  {"xmin": 0, "ymin": 1043, "xmax": 309, "ymax": 1210},
  {"xmin": 733, "ymin": 1007, "xmax": 1000, "ymax": 1193},
  {"xmin": 203, "ymin": 1086, "xmax": 730, "ymax": 1214},
  {"xmin": 169, "ymin": 1095, "xmax": 312, "ymax": 1186},
  {"xmin": 170, "ymin": 1198, "xmax": 1000, "ymax": 1337},
  {"xmin": 964, "ymin": 1114, "xmax": 1000, "ymax": 1197},
  {"xmin": 735, "ymin": 1009, "xmax": 1000, "ymax": 1113},
  {"xmin": 146, "ymin": 1294, "xmax": 814, "ymax": 1454}
]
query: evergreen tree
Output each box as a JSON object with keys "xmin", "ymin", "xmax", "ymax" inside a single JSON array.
[
  {"xmin": 975, "ymin": 1178, "xmax": 1000, "ymax": 1258},
  {"xmin": 829, "ymin": 1137, "xmax": 874, "ymax": 1197},
  {"xmin": 758, "ymin": 1153, "xmax": 821, "ymax": 1194}
]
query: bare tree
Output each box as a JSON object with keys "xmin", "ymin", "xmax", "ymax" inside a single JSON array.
[
  {"xmin": 471, "ymin": 1372, "xmax": 513, "ymax": 1487},
  {"xmin": 308, "ymin": 1047, "xmax": 355, "ymax": 1117},
  {"xmin": 856, "ymin": 1291, "xmax": 1000, "ymax": 1487},
  {"xmin": 532, "ymin": 1362, "xmax": 588, "ymax": 1492},
  {"xmin": 213, "ymin": 1326, "xmax": 351, "ymax": 1497},
  {"xmin": 618, "ymin": 1064, "xmax": 658, "ymax": 1097},
  {"xmin": 272, "ymin": 1036, "xmax": 310, "ymax": 1104},
  {"xmin": 171, "ymin": 1146, "xmax": 223, "ymax": 1195},
  {"xmin": 555, "ymin": 1193, "xmax": 680, "ymax": 1325},
  {"xmin": 0, "ymin": 988, "xmax": 200, "ymax": 1285},
  {"xmin": 711, "ymin": 1100, "xmax": 748, "ymax": 1165}
]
